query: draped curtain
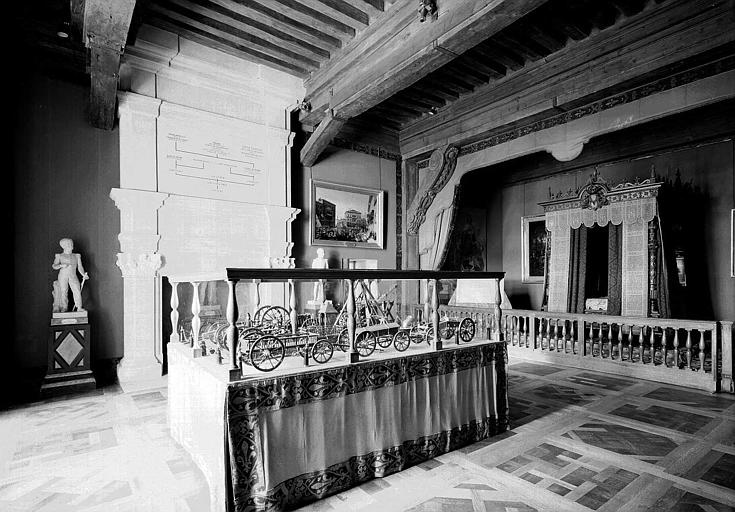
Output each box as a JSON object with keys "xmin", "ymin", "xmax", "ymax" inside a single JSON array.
[
  {"xmin": 654, "ymin": 218, "xmax": 671, "ymax": 318},
  {"xmin": 607, "ymin": 223, "xmax": 623, "ymax": 315},
  {"xmin": 567, "ymin": 227, "xmax": 588, "ymax": 313}
]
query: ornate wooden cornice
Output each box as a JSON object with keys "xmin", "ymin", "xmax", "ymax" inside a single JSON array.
[
  {"xmin": 407, "ymin": 144, "xmax": 459, "ymax": 234},
  {"xmin": 330, "ymin": 137, "xmax": 402, "ymax": 162},
  {"xmin": 413, "ymin": 56, "xmax": 734, "ymax": 169}
]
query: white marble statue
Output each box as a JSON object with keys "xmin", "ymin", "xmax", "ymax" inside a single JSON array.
[
  {"xmin": 311, "ymin": 248, "xmax": 328, "ymax": 303},
  {"xmin": 52, "ymin": 238, "xmax": 89, "ymax": 313}
]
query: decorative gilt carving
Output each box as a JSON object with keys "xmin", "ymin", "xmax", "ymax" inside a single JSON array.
[
  {"xmin": 407, "ymin": 144, "xmax": 459, "ymax": 235},
  {"xmin": 116, "ymin": 252, "xmax": 163, "ymax": 278}
]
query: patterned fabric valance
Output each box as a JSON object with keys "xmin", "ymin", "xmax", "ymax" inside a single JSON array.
[{"xmin": 546, "ymin": 197, "xmax": 658, "ymax": 232}]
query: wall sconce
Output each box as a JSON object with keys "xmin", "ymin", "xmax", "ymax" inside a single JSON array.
[{"xmin": 418, "ymin": 0, "xmax": 437, "ymax": 23}]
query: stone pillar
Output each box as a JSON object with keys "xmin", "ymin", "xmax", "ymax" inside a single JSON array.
[{"xmin": 111, "ymin": 188, "xmax": 168, "ymax": 392}]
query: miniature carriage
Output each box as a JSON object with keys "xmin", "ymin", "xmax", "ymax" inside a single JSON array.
[
  {"xmin": 391, "ymin": 314, "xmax": 476, "ymax": 351},
  {"xmin": 237, "ymin": 326, "xmax": 336, "ymax": 372}
]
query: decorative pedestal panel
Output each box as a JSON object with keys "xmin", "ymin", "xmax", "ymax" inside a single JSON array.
[{"xmin": 41, "ymin": 318, "xmax": 96, "ymax": 397}]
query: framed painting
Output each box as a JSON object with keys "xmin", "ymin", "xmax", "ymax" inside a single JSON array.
[
  {"xmin": 521, "ymin": 214, "xmax": 548, "ymax": 284},
  {"xmin": 311, "ymin": 180, "xmax": 385, "ymax": 249}
]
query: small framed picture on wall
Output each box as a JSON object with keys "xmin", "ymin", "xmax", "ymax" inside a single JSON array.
[
  {"xmin": 521, "ymin": 214, "xmax": 547, "ymax": 284},
  {"xmin": 311, "ymin": 180, "xmax": 385, "ymax": 249}
]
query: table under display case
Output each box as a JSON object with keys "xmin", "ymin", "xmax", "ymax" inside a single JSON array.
[{"xmin": 167, "ymin": 269, "xmax": 508, "ymax": 512}]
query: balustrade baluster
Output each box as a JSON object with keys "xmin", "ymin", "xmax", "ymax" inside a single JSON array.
[
  {"xmin": 561, "ymin": 320, "xmax": 567, "ymax": 353},
  {"xmin": 525, "ymin": 316, "xmax": 531, "ymax": 348},
  {"xmin": 661, "ymin": 328, "xmax": 668, "ymax": 367},
  {"xmin": 617, "ymin": 323, "xmax": 623, "ymax": 361},
  {"xmin": 672, "ymin": 329, "xmax": 680, "ymax": 368},
  {"xmin": 649, "ymin": 326, "xmax": 655, "ymax": 365},
  {"xmin": 698, "ymin": 329, "xmax": 706, "ymax": 372},
  {"xmin": 685, "ymin": 329, "xmax": 693, "ymax": 370},
  {"xmin": 170, "ymin": 281, "xmax": 180, "ymax": 343},
  {"xmin": 191, "ymin": 282, "xmax": 202, "ymax": 353},
  {"xmin": 538, "ymin": 317, "xmax": 544, "ymax": 350},
  {"xmin": 639, "ymin": 325, "xmax": 646, "ymax": 363},
  {"xmin": 226, "ymin": 279, "xmax": 239, "ymax": 377},
  {"xmin": 588, "ymin": 322, "xmax": 594, "ymax": 356},
  {"xmin": 554, "ymin": 319, "xmax": 560, "ymax": 351},
  {"xmin": 600, "ymin": 323, "xmax": 612, "ymax": 359}
]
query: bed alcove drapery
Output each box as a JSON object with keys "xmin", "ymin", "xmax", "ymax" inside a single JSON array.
[{"xmin": 541, "ymin": 170, "xmax": 670, "ymax": 317}]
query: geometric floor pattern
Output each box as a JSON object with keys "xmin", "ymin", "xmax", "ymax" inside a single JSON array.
[
  {"xmin": 1, "ymin": 360, "xmax": 734, "ymax": 512},
  {"xmin": 0, "ymin": 383, "xmax": 209, "ymax": 512},
  {"xmin": 295, "ymin": 359, "xmax": 735, "ymax": 512}
]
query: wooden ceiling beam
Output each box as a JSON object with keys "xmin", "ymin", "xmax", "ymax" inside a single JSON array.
[
  {"xmin": 495, "ymin": 32, "xmax": 549, "ymax": 61},
  {"xmin": 257, "ymin": 0, "xmax": 355, "ymax": 40},
  {"xmin": 301, "ymin": 0, "xmax": 550, "ymax": 127},
  {"xmin": 206, "ymin": 0, "xmax": 341, "ymax": 52},
  {"xmin": 517, "ymin": 22, "xmax": 567, "ymax": 54},
  {"xmin": 84, "ymin": 0, "xmax": 137, "ymax": 130},
  {"xmin": 301, "ymin": 110, "xmax": 348, "ymax": 166},
  {"xmin": 448, "ymin": 61, "xmax": 491, "ymax": 86},
  {"xmin": 164, "ymin": 0, "xmax": 329, "ymax": 61},
  {"xmin": 339, "ymin": 0, "xmax": 384, "ymax": 20},
  {"xmin": 146, "ymin": 14, "xmax": 310, "ymax": 76},
  {"xmin": 294, "ymin": 0, "xmax": 369, "ymax": 30},
  {"xmin": 388, "ymin": 95, "xmax": 437, "ymax": 113},
  {"xmin": 414, "ymin": 80, "xmax": 460, "ymax": 102},
  {"xmin": 461, "ymin": 52, "xmax": 505, "ymax": 79},
  {"xmin": 473, "ymin": 41, "xmax": 524, "ymax": 71},
  {"xmin": 70, "ymin": 0, "xmax": 86, "ymax": 42},
  {"xmin": 149, "ymin": 3, "xmax": 320, "ymax": 70},
  {"xmin": 397, "ymin": 90, "xmax": 446, "ymax": 109}
]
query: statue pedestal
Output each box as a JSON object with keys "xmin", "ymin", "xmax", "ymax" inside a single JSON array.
[{"xmin": 41, "ymin": 313, "xmax": 96, "ymax": 397}]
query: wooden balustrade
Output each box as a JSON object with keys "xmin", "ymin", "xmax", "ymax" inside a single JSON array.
[{"xmin": 436, "ymin": 304, "xmax": 733, "ymax": 393}]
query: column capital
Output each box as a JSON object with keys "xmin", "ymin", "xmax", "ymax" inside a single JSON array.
[
  {"xmin": 110, "ymin": 188, "xmax": 169, "ymax": 212},
  {"xmin": 116, "ymin": 252, "xmax": 163, "ymax": 278}
]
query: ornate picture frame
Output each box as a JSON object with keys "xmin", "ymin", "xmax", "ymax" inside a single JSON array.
[
  {"xmin": 521, "ymin": 214, "xmax": 547, "ymax": 284},
  {"xmin": 311, "ymin": 180, "xmax": 385, "ymax": 249}
]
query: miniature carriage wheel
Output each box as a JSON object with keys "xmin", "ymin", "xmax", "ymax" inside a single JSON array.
[
  {"xmin": 249, "ymin": 335, "xmax": 285, "ymax": 372},
  {"xmin": 336, "ymin": 328, "xmax": 350, "ymax": 352},
  {"xmin": 261, "ymin": 306, "xmax": 290, "ymax": 330},
  {"xmin": 439, "ymin": 322, "xmax": 454, "ymax": 340},
  {"xmin": 459, "ymin": 318, "xmax": 476, "ymax": 342},
  {"xmin": 393, "ymin": 331, "xmax": 410, "ymax": 352},
  {"xmin": 355, "ymin": 331, "xmax": 377, "ymax": 357},
  {"xmin": 237, "ymin": 328, "xmax": 264, "ymax": 358},
  {"xmin": 299, "ymin": 315, "xmax": 317, "ymax": 330},
  {"xmin": 253, "ymin": 305, "xmax": 270, "ymax": 324},
  {"xmin": 311, "ymin": 339, "xmax": 334, "ymax": 364},
  {"xmin": 376, "ymin": 333, "xmax": 393, "ymax": 349},
  {"xmin": 214, "ymin": 324, "xmax": 229, "ymax": 349},
  {"xmin": 424, "ymin": 325, "xmax": 435, "ymax": 345}
]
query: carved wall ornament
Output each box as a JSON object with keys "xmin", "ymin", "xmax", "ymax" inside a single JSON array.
[
  {"xmin": 407, "ymin": 144, "xmax": 459, "ymax": 234},
  {"xmin": 418, "ymin": 0, "xmax": 437, "ymax": 22}
]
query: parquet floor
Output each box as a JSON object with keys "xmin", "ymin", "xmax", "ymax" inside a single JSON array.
[
  {"xmin": 298, "ymin": 361, "xmax": 735, "ymax": 512},
  {"xmin": 0, "ymin": 361, "xmax": 733, "ymax": 511}
]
